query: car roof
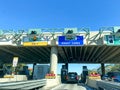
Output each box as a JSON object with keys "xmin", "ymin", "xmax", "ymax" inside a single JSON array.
[
  {"xmin": 68, "ymin": 72, "xmax": 77, "ymax": 74},
  {"xmin": 108, "ymin": 72, "xmax": 120, "ymax": 73}
]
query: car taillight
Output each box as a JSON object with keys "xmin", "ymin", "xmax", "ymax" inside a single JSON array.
[
  {"xmin": 76, "ymin": 76, "xmax": 78, "ymax": 80},
  {"xmin": 66, "ymin": 76, "xmax": 68, "ymax": 80},
  {"xmin": 112, "ymin": 76, "xmax": 116, "ymax": 79}
]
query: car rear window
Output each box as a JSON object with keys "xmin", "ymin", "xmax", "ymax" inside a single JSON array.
[
  {"xmin": 68, "ymin": 73, "xmax": 77, "ymax": 77},
  {"xmin": 114, "ymin": 72, "xmax": 120, "ymax": 76},
  {"xmin": 107, "ymin": 72, "xmax": 120, "ymax": 76}
]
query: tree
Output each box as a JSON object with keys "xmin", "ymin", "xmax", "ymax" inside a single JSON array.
[{"xmin": 111, "ymin": 64, "xmax": 120, "ymax": 72}]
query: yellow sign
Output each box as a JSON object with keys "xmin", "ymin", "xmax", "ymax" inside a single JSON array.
[{"xmin": 23, "ymin": 42, "xmax": 48, "ymax": 46}]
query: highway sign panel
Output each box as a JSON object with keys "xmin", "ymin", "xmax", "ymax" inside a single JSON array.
[
  {"xmin": 58, "ymin": 36, "xmax": 84, "ymax": 46},
  {"xmin": 23, "ymin": 41, "xmax": 48, "ymax": 46},
  {"xmin": 104, "ymin": 35, "xmax": 120, "ymax": 45}
]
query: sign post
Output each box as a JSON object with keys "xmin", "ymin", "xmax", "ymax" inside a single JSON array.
[{"xmin": 12, "ymin": 57, "xmax": 18, "ymax": 75}]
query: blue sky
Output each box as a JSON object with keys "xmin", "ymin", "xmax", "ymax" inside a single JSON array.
[
  {"xmin": 0, "ymin": 0, "xmax": 119, "ymax": 74},
  {"xmin": 0, "ymin": 0, "xmax": 120, "ymax": 30}
]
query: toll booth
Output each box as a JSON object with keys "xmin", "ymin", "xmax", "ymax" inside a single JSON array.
[
  {"xmin": 61, "ymin": 65, "xmax": 68, "ymax": 83},
  {"xmin": 33, "ymin": 65, "xmax": 50, "ymax": 80},
  {"xmin": 81, "ymin": 66, "xmax": 88, "ymax": 83}
]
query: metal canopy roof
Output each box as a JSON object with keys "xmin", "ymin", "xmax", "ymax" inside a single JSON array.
[{"xmin": 0, "ymin": 45, "xmax": 120, "ymax": 64}]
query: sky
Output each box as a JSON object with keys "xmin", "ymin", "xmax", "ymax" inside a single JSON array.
[
  {"xmin": 0, "ymin": 0, "xmax": 120, "ymax": 74},
  {"xmin": 0, "ymin": 0, "xmax": 120, "ymax": 30}
]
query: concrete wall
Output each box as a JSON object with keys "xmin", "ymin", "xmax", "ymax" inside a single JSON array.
[
  {"xmin": 43, "ymin": 75, "xmax": 61, "ymax": 89},
  {"xmin": 86, "ymin": 78, "xmax": 101, "ymax": 89}
]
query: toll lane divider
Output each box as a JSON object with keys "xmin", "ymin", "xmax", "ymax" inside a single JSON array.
[{"xmin": 0, "ymin": 79, "xmax": 46, "ymax": 90}]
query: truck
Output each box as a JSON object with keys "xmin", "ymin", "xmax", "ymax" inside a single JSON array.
[{"xmin": 33, "ymin": 65, "xmax": 50, "ymax": 80}]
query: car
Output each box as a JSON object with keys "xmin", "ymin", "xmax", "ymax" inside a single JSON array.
[
  {"xmin": 106, "ymin": 72, "xmax": 120, "ymax": 82},
  {"xmin": 101, "ymin": 74, "xmax": 108, "ymax": 80},
  {"xmin": 66, "ymin": 72, "xmax": 79, "ymax": 83}
]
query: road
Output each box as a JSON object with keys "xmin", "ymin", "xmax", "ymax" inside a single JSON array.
[{"xmin": 50, "ymin": 83, "xmax": 96, "ymax": 90}]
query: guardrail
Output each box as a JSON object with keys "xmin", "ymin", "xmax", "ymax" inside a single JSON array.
[
  {"xmin": 97, "ymin": 80, "xmax": 120, "ymax": 90},
  {"xmin": 0, "ymin": 79, "xmax": 46, "ymax": 90}
]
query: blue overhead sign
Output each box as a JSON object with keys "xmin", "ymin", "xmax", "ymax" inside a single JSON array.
[{"xmin": 58, "ymin": 36, "xmax": 84, "ymax": 46}]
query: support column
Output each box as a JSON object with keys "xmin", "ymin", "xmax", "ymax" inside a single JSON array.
[
  {"xmin": 65, "ymin": 63, "xmax": 68, "ymax": 71},
  {"xmin": 101, "ymin": 63, "xmax": 105, "ymax": 76},
  {"xmin": 50, "ymin": 47, "xmax": 58, "ymax": 75},
  {"xmin": 32, "ymin": 63, "xmax": 37, "ymax": 79}
]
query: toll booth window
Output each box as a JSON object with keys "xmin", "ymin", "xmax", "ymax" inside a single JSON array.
[{"xmin": 31, "ymin": 31, "xmax": 37, "ymax": 34}]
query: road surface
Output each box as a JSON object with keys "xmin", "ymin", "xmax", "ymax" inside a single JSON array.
[{"xmin": 51, "ymin": 83, "xmax": 95, "ymax": 90}]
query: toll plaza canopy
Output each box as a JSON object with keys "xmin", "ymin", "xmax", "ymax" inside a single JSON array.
[{"xmin": 0, "ymin": 27, "xmax": 120, "ymax": 64}]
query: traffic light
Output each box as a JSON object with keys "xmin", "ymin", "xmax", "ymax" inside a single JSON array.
[
  {"xmin": 108, "ymin": 35, "xmax": 114, "ymax": 44},
  {"xmin": 30, "ymin": 31, "xmax": 37, "ymax": 34},
  {"xmin": 113, "ymin": 26, "xmax": 120, "ymax": 33},
  {"xmin": 33, "ymin": 36, "xmax": 37, "ymax": 41},
  {"xmin": 28, "ymin": 29, "xmax": 41, "ymax": 35},
  {"xmin": 64, "ymin": 28, "xmax": 77, "ymax": 34},
  {"xmin": 64, "ymin": 28, "xmax": 77, "ymax": 40},
  {"xmin": 66, "ymin": 30, "xmax": 73, "ymax": 34},
  {"xmin": 28, "ymin": 29, "xmax": 41, "ymax": 41}
]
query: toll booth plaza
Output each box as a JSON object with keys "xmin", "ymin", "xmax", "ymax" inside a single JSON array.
[{"xmin": 0, "ymin": 27, "xmax": 119, "ymax": 89}]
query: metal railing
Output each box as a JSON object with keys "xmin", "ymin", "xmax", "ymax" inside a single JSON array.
[{"xmin": 0, "ymin": 79, "xmax": 46, "ymax": 90}]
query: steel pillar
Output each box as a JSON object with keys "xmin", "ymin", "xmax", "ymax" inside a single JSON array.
[
  {"xmin": 65, "ymin": 63, "xmax": 68, "ymax": 71},
  {"xmin": 32, "ymin": 63, "xmax": 37, "ymax": 79},
  {"xmin": 101, "ymin": 63, "xmax": 105, "ymax": 76}
]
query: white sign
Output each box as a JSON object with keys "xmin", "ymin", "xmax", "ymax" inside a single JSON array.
[{"xmin": 13, "ymin": 57, "xmax": 18, "ymax": 67}]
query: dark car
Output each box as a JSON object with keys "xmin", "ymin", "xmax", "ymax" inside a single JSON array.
[
  {"xmin": 66, "ymin": 72, "xmax": 79, "ymax": 83},
  {"xmin": 101, "ymin": 74, "xmax": 108, "ymax": 80},
  {"xmin": 105, "ymin": 72, "xmax": 120, "ymax": 82}
]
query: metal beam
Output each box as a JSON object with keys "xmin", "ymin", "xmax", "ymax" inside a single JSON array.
[
  {"xmin": 87, "ymin": 47, "xmax": 94, "ymax": 61},
  {"xmin": 89, "ymin": 46, "xmax": 99, "ymax": 62},
  {"xmin": 97, "ymin": 47, "xmax": 112, "ymax": 63},
  {"xmin": 79, "ymin": 46, "xmax": 83, "ymax": 61},
  {"xmin": 0, "ymin": 46, "xmax": 28, "ymax": 61},
  {"xmin": 18, "ymin": 47, "xmax": 40, "ymax": 61},
  {"xmin": 28, "ymin": 47, "xmax": 49, "ymax": 62},
  {"xmin": 75, "ymin": 47, "xmax": 77, "ymax": 59},
  {"xmin": 104, "ymin": 51, "xmax": 120, "ymax": 63},
  {"xmin": 94, "ymin": 46, "xmax": 107, "ymax": 62},
  {"xmin": 70, "ymin": 46, "xmax": 73, "ymax": 59},
  {"xmin": 14, "ymin": 47, "xmax": 36, "ymax": 61},
  {"xmin": 82, "ymin": 46, "xmax": 87, "ymax": 62},
  {"xmin": 31, "ymin": 47, "xmax": 49, "ymax": 59},
  {"xmin": 102, "ymin": 47, "xmax": 120, "ymax": 63},
  {"xmin": 62, "ymin": 47, "xmax": 69, "ymax": 61}
]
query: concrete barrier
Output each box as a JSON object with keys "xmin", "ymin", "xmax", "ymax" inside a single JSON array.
[
  {"xmin": 0, "ymin": 75, "xmax": 27, "ymax": 82},
  {"xmin": 43, "ymin": 75, "xmax": 61, "ymax": 89},
  {"xmin": 86, "ymin": 78, "xmax": 101, "ymax": 89}
]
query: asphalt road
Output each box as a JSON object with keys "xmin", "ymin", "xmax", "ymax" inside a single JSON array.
[{"xmin": 51, "ymin": 83, "xmax": 96, "ymax": 90}]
